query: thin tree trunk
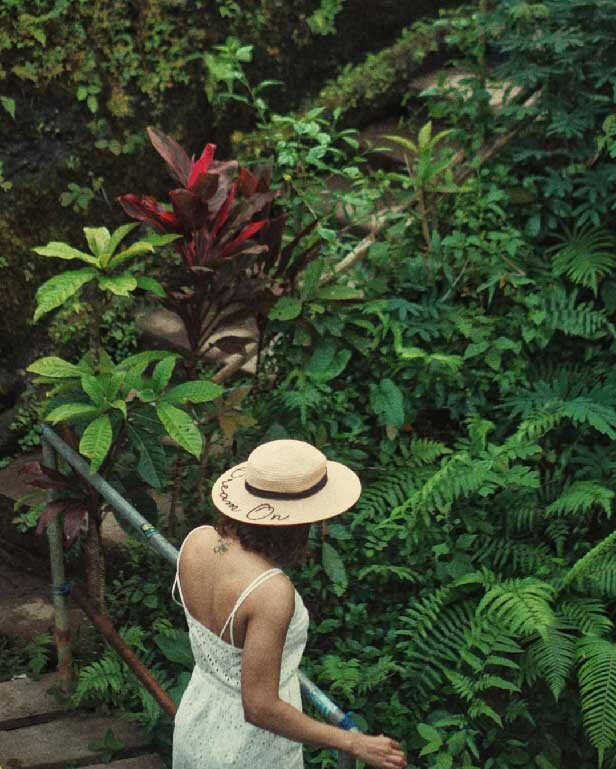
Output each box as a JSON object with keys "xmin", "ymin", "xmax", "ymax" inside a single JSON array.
[{"xmin": 85, "ymin": 497, "xmax": 106, "ymax": 615}]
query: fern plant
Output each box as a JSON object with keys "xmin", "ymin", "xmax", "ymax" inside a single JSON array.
[{"xmin": 547, "ymin": 225, "xmax": 616, "ymax": 295}]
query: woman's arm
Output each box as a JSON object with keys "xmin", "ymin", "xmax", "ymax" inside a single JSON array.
[{"xmin": 240, "ymin": 579, "xmax": 406, "ymax": 769}]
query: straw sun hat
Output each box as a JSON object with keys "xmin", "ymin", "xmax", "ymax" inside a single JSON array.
[{"xmin": 211, "ymin": 439, "xmax": 361, "ymax": 526}]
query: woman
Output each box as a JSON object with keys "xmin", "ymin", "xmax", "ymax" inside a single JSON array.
[{"xmin": 171, "ymin": 439, "xmax": 407, "ymax": 769}]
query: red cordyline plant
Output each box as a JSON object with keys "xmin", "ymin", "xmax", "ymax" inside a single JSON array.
[
  {"xmin": 117, "ymin": 127, "xmax": 318, "ymax": 370},
  {"xmin": 18, "ymin": 460, "xmax": 90, "ymax": 549}
]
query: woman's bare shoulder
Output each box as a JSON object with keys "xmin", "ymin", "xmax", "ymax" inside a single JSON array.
[{"xmin": 246, "ymin": 571, "xmax": 295, "ymax": 626}]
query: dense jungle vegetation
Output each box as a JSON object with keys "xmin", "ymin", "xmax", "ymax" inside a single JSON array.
[{"xmin": 3, "ymin": 1, "xmax": 616, "ymax": 768}]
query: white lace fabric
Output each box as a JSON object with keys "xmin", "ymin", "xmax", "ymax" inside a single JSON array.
[{"xmin": 171, "ymin": 526, "xmax": 309, "ymax": 768}]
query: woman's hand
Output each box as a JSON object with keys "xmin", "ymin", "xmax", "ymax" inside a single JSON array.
[{"xmin": 350, "ymin": 732, "xmax": 407, "ymax": 769}]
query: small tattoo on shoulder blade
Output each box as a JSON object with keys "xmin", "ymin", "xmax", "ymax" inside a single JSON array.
[{"xmin": 213, "ymin": 537, "xmax": 229, "ymax": 554}]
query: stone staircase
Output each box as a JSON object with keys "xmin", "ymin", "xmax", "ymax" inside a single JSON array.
[{"xmin": 0, "ymin": 673, "xmax": 166, "ymax": 769}]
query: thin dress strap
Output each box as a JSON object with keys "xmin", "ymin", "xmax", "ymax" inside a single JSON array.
[
  {"xmin": 171, "ymin": 525, "xmax": 214, "ymax": 608},
  {"xmin": 219, "ymin": 568, "xmax": 283, "ymax": 647}
]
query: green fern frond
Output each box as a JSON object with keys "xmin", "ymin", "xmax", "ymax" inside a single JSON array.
[
  {"xmin": 444, "ymin": 669, "xmax": 475, "ymax": 702},
  {"xmin": 353, "ymin": 468, "xmax": 419, "ymax": 526},
  {"xmin": 547, "ymin": 225, "xmax": 616, "ymax": 295},
  {"xmin": 562, "ymin": 397, "xmax": 616, "ymax": 439},
  {"xmin": 559, "ymin": 598, "xmax": 613, "ymax": 637},
  {"xmin": 506, "ymin": 504, "xmax": 543, "ymax": 533},
  {"xmin": 516, "ymin": 397, "xmax": 616, "ymax": 441},
  {"xmin": 545, "ymin": 519, "xmax": 571, "ymax": 556},
  {"xmin": 570, "ymin": 444, "xmax": 616, "ymax": 482},
  {"xmin": 72, "ymin": 654, "xmax": 125, "ymax": 705},
  {"xmin": 527, "ymin": 624, "xmax": 576, "ymax": 700},
  {"xmin": 395, "ymin": 451, "xmax": 484, "ymax": 517},
  {"xmin": 543, "ymin": 286, "xmax": 609, "ymax": 339},
  {"xmin": 577, "ymin": 636, "xmax": 616, "ymax": 765},
  {"xmin": 546, "ymin": 481, "xmax": 614, "ymax": 518},
  {"xmin": 399, "ymin": 587, "xmax": 453, "ymax": 640},
  {"xmin": 572, "ymin": 553, "xmax": 616, "ymax": 597},
  {"xmin": 476, "ymin": 537, "xmax": 553, "ymax": 575},
  {"xmin": 477, "ymin": 578, "xmax": 556, "ymax": 639},
  {"xmin": 406, "ymin": 437, "xmax": 452, "ymax": 466}
]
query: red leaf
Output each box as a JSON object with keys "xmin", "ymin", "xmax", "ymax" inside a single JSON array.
[
  {"xmin": 220, "ymin": 220, "xmax": 267, "ymax": 258},
  {"xmin": 147, "ymin": 126, "xmax": 192, "ymax": 187},
  {"xmin": 170, "ymin": 189, "xmax": 206, "ymax": 230},
  {"xmin": 117, "ymin": 194, "xmax": 182, "ymax": 233},
  {"xmin": 36, "ymin": 501, "xmax": 67, "ymax": 535},
  {"xmin": 188, "ymin": 143, "xmax": 216, "ymax": 190},
  {"xmin": 206, "ymin": 160, "xmax": 239, "ymax": 213},
  {"xmin": 63, "ymin": 502, "xmax": 88, "ymax": 548},
  {"xmin": 238, "ymin": 167, "xmax": 258, "ymax": 196},
  {"xmin": 190, "ymin": 172, "xmax": 219, "ymax": 202},
  {"xmin": 19, "ymin": 462, "xmax": 70, "ymax": 489},
  {"xmin": 212, "ymin": 183, "xmax": 237, "ymax": 238}
]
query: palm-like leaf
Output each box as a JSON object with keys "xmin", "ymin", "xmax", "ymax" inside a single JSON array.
[{"xmin": 548, "ymin": 225, "xmax": 616, "ymax": 295}]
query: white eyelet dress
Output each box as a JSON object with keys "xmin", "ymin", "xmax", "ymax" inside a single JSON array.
[{"xmin": 171, "ymin": 525, "xmax": 310, "ymax": 769}]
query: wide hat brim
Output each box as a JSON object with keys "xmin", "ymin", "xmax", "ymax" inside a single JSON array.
[{"xmin": 211, "ymin": 460, "xmax": 361, "ymax": 526}]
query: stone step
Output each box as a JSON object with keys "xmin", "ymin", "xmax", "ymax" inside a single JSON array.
[
  {"xmin": 86, "ymin": 754, "xmax": 167, "ymax": 769},
  {"xmin": 0, "ymin": 712, "xmax": 151, "ymax": 769},
  {"xmin": 0, "ymin": 673, "xmax": 70, "ymax": 730}
]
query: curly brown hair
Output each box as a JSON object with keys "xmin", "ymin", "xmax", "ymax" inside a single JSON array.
[{"xmin": 214, "ymin": 514, "xmax": 311, "ymax": 566}]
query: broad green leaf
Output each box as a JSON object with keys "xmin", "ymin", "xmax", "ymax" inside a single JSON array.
[
  {"xmin": 79, "ymin": 414, "xmax": 113, "ymax": 472},
  {"xmin": 300, "ymin": 259, "xmax": 324, "ymax": 300},
  {"xmin": 83, "ymin": 227, "xmax": 110, "ymax": 258},
  {"xmin": 417, "ymin": 723, "xmax": 442, "ymax": 746},
  {"xmin": 268, "ymin": 296, "xmax": 302, "ymax": 321},
  {"xmin": 322, "ymin": 542, "xmax": 347, "ymax": 594},
  {"xmin": 1, "ymin": 96, "xmax": 16, "ymax": 119},
  {"xmin": 152, "ymin": 356, "xmax": 177, "ymax": 392},
  {"xmin": 370, "ymin": 378, "xmax": 405, "ymax": 428},
  {"xmin": 154, "ymin": 632, "xmax": 193, "ymax": 669},
  {"xmin": 418, "ymin": 121, "xmax": 433, "ymax": 149},
  {"xmin": 313, "ymin": 285, "xmax": 364, "ymax": 301},
  {"xmin": 108, "ymin": 241, "xmax": 154, "ymax": 269},
  {"xmin": 97, "ymin": 272, "xmax": 138, "ymax": 296},
  {"xmin": 162, "ymin": 380, "xmax": 224, "ymax": 405},
  {"xmin": 105, "ymin": 223, "xmax": 140, "ymax": 260},
  {"xmin": 382, "ymin": 134, "xmax": 418, "ymax": 154},
  {"xmin": 141, "ymin": 232, "xmax": 183, "ymax": 247},
  {"xmin": 156, "ymin": 403, "xmax": 202, "ymax": 458},
  {"xmin": 45, "ymin": 403, "xmax": 99, "ymax": 424},
  {"xmin": 116, "ymin": 350, "xmax": 174, "ymax": 374},
  {"xmin": 135, "ymin": 276, "xmax": 166, "ymax": 298},
  {"xmin": 27, "ymin": 356, "xmax": 87, "ymax": 379},
  {"xmin": 127, "ymin": 425, "xmax": 165, "ymax": 489},
  {"xmin": 33, "ymin": 268, "xmax": 96, "ymax": 321},
  {"xmin": 80, "ymin": 374, "xmax": 105, "ymax": 406},
  {"xmin": 110, "ymin": 399, "xmax": 127, "ymax": 419},
  {"xmin": 305, "ymin": 339, "xmax": 352, "ymax": 382},
  {"xmin": 169, "ymin": 671, "xmax": 191, "ymax": 706},
  {"xmin": 32, "ymin": 241, "xmax": 98, "ymax": 265}
]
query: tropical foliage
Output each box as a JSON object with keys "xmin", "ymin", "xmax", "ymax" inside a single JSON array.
[{"xmin": 7, "ymin": 2, "xmax": 616, "ymax": 769}]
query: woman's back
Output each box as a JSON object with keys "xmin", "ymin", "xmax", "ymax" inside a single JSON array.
[
  {"xmin": 171, "ymin": 525, "xmax": 309, "ymax": 769},
  {"xmin": 175, "ymin": 524, "xmax": 293, "ymax": 647}
]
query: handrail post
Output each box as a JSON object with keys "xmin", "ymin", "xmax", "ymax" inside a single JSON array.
[{"xmin": 42, "ymin": 437, "xmax": 73, "ymax": 692}]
